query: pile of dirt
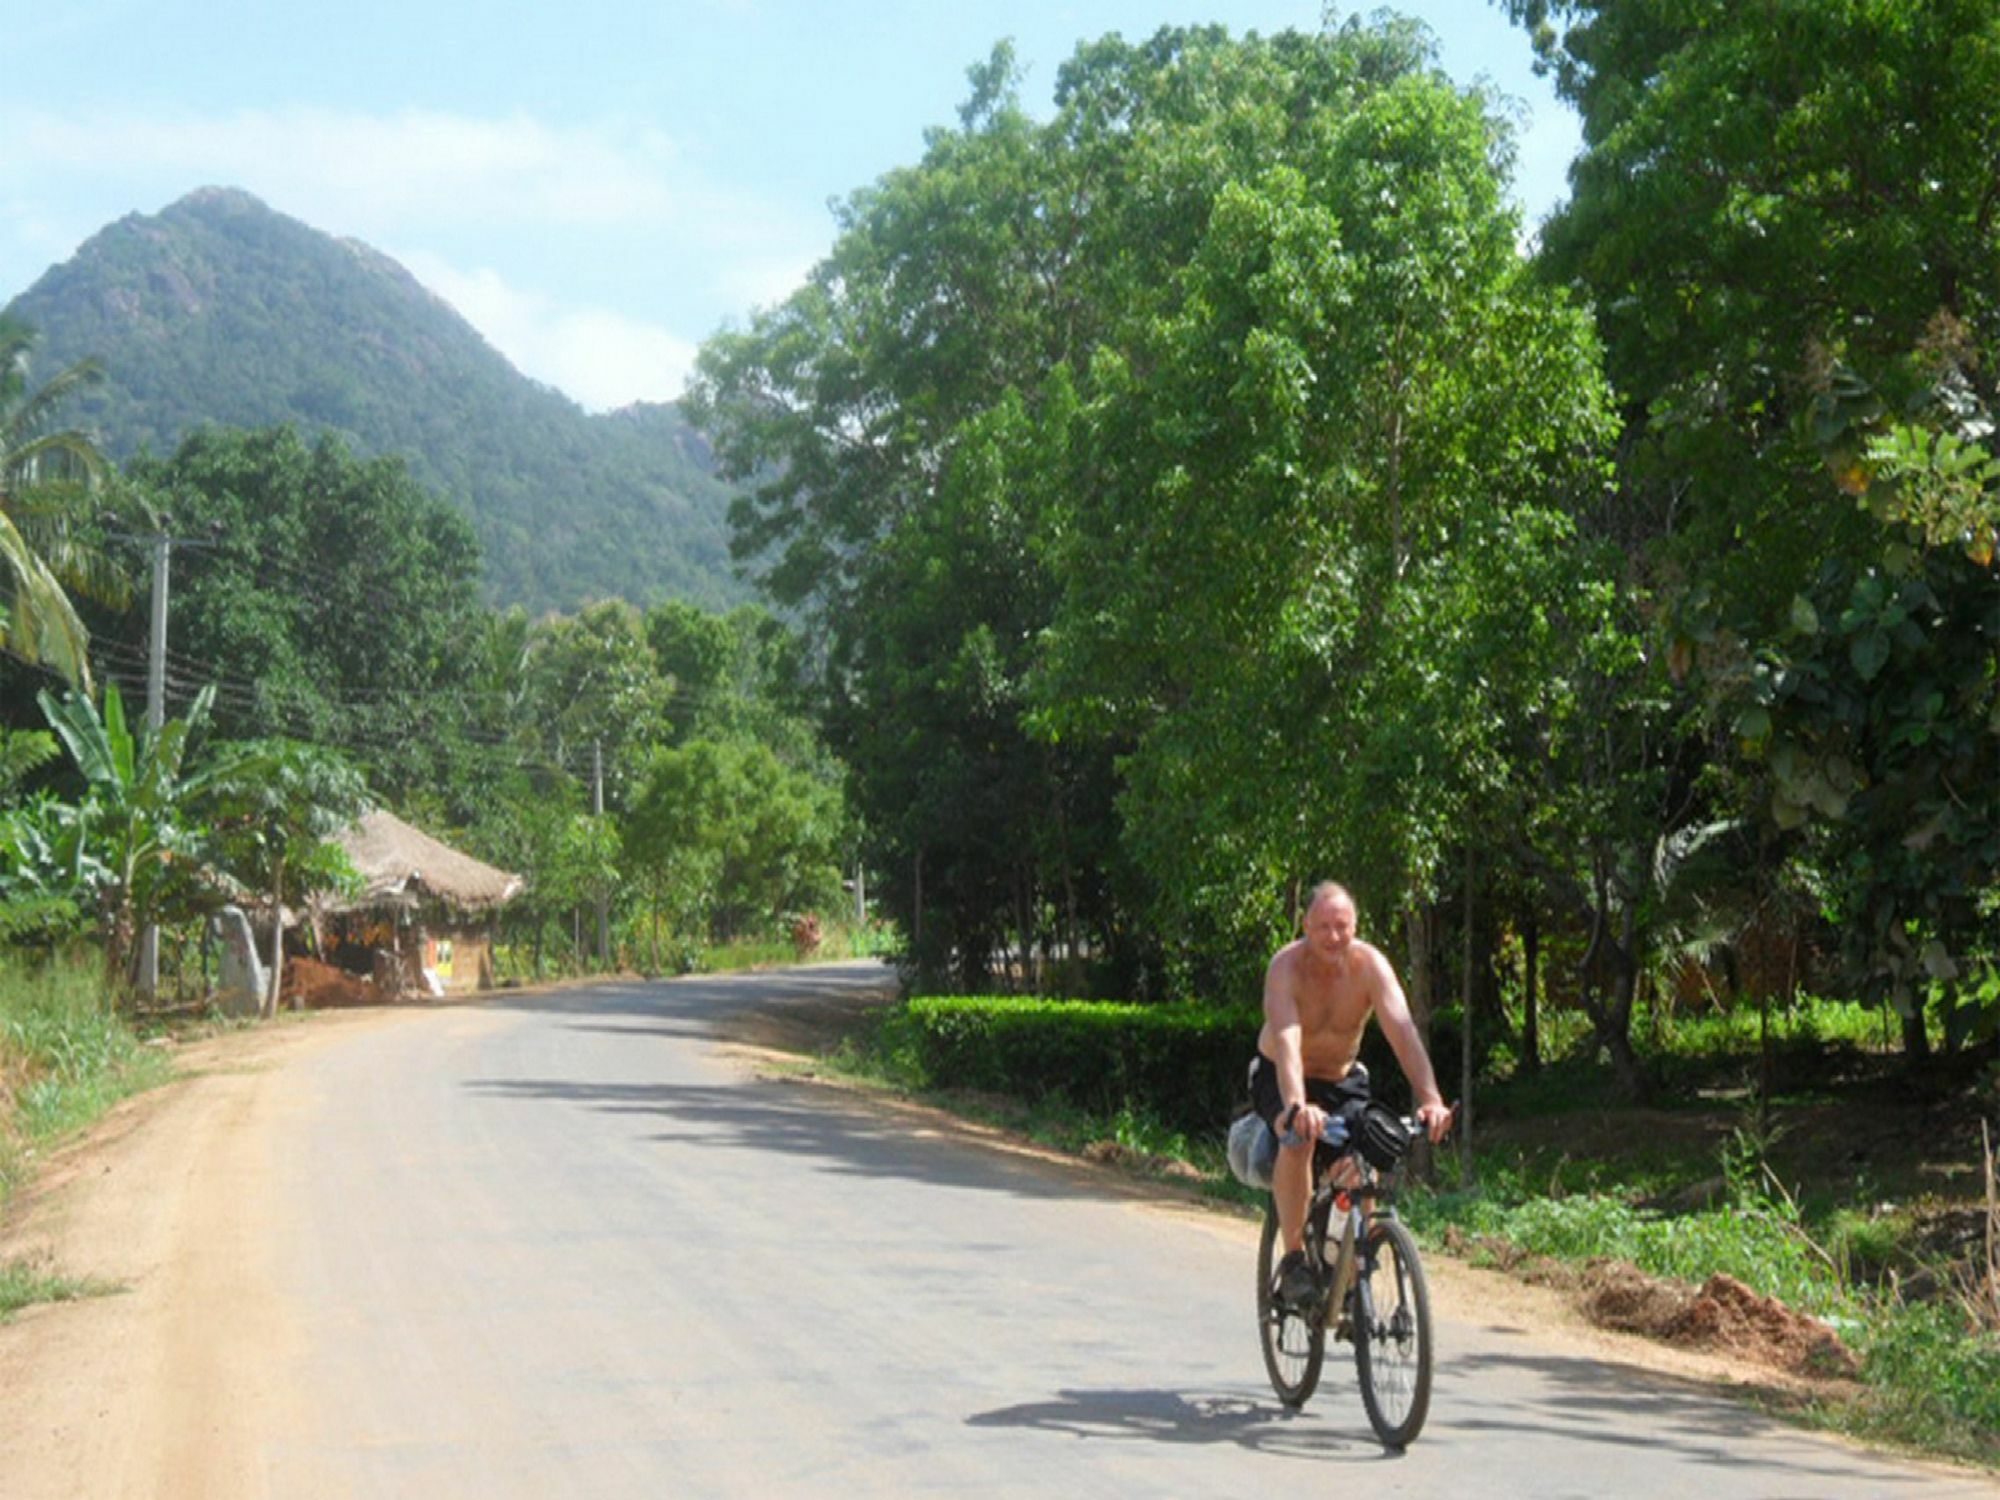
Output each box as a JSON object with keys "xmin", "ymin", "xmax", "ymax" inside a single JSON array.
[
  {"xmin": 1441, "ymin": 1228, "xmax": 1860, "ymax": 1382},
  {"xmin": 1586, "ymin": 1262, "xmax": 1861, "ymax": 1380},
  {"xmin": 279, "ymin": 958, "xmax": 382, "ymax": 1010}
]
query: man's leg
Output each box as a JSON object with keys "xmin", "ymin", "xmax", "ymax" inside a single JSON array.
[{"xmin": 1273, "ymin": 1136, "xmax": 1312, "ymax": 1254}]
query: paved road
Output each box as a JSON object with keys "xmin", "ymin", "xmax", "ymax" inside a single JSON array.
[{"xmin": 238, "ymin": 964, "xmax": 1990, "ymax": 1498}]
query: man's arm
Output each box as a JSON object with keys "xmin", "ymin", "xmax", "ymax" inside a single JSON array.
[{"xmin": 1366, "ymin": 948, "xmax": 1452, "ymax": 1142}]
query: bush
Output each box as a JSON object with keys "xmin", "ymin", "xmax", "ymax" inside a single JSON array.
[
  {"xmin": 1857, "ymin": 1301, "xmax": 2000, "ymax": 1457},
  {"xmin": 899, "ymin": 996, "xmax": 1257, "ymax": 1136},
  {"xmin": 1, "ymin": 952, "xmax": 167, "ymax": 1202}
]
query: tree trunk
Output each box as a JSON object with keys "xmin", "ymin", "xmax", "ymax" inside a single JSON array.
[
  {"xmin": 1403, "ymin": 901, "xmax": 1436, "ymax": 1046},
  {"xmin": 1403, "ymin": 897, "xmax": 1437, "ymax": 1183},
  {"xmin": 1758, "ymin": 984, "xmax": 1772, "ymax": 1135},
  {"xmin": 1522, "ymin": 915, "xmax": 1541, "ymax": 1074},
  {"xmin": 1459, "ymin": 853, "xmax": 1475, "ymax": 1184},
  {"xmin": 1900, "ymin": 1001, "xmax": 1932, "ymax": 1064},
  {"xmin": 1577, "ymin": 873, "xmax": 1650, "ymax": 1102}
]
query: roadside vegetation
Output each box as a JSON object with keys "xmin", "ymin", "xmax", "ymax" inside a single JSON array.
[{"xmin": 0, "ymin": 952, "xmax": 171, "ymax": 1318}]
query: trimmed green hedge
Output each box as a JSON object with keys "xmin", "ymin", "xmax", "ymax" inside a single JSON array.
[
  {"xmin": 893, "ymin": 994, "xmax": 1456, "ymax": 1136},
  {"xmin": 900, "ymin": 997, "xmax": 1258, "ymax": 1135}
]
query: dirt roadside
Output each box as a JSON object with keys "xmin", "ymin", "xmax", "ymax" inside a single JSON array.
[{"xmin": 0, "ymin": 1009, "xmax": 410, "ymax": 1500}]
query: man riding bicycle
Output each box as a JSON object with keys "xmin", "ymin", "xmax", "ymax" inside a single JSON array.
[{"xmin": 1250, "ymin": 881, "xmax": 1452, "ymax": 1304}]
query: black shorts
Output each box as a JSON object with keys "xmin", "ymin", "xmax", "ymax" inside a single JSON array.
[{"xmin": 1247, "ymin": 1053, "xmax": 1370, "ymax": 1133}]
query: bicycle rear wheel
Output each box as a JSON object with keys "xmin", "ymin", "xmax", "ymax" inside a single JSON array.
[
  {"xmin": 1256, "ymin": 1206, "xmax": 1325, "ymax": 1407},
  {"xmin": 1351, "ymin": 1217, "xmax": 1432, "ymax": 1448}
]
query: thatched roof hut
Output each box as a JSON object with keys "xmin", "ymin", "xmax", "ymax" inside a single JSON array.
[{"xmin": 325, "ymin": 808, "xmax": 523, "ymax": 915}]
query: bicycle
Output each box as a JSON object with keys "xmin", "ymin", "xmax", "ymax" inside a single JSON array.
[{"xmin": 1254, "ymin": 1108, "xmax": 1434, "ymax": 1448}]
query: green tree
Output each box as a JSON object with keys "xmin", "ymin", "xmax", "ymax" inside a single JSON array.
[
  {"xmin": 203, "ymin": 742, "xmax": 367, "ymax": 1015},
  {"xmin": 1507, "ymin": 0, "xmax": 2000, "ymax": 1055},
  {"xmin": 115, "ymin": 426, "xmax": 485, "ymax": 805},
  {"xmin": 517, "ymin": 599, "xmax": 672, "ymax": 812},
  {"xmin": 1032, "ymin": 24, "xmax": 1620, "ymax": 1013},
  {"xmin": 626, "ymin": 736, "xmax": 843, "ymax": 945},
  {"xmin": 693, "ymin": 23, "xmax": 1505, "ymax": 991}
]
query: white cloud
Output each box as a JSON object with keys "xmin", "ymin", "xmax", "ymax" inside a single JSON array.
[
  {"xmin": 712, "ymin": 251, "xmax": 819, "ymax": 322},
  {"xmin": 10, "ymin": 107, "xmax": 682, "ymax": 233},
  {"xmin": 401, "ymin": 251, "xmax": 696, "ymax": 411}
]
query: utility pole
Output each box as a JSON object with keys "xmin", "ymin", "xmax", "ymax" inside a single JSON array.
[
  {"xmin": 104, "ymin": 505, "xmax": 218, "ymax": 1004},
  {"xmin": 135, "ymin": 530, "xmax": 171, "ymax": 1000},
  {"xmin": 593, "ymin": 739, "xmax": 609, "ymax": 968}
]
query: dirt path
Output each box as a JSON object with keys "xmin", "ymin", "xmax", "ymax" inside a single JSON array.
[{"xmin": 0, "ymin": 1010, "xmax": 406, "ymax": 1500}]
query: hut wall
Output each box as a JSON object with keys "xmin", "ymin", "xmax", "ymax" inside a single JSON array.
[{"xmin": 421, "ymin": 925, "xmax": 497, "ymax": 993}]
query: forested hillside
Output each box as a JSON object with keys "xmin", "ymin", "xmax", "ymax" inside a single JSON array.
[{"xmin": 3, "ymin": 187, "xmax": 742, "ymax": 613}]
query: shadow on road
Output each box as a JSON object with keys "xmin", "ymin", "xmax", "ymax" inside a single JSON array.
[
  {"xmin": 1440, "ymin": 1349, "xmax": 1945, "ymax": 1488},
  {"xmin": 966, "ymin": 1387, "xmax": 1386, "ymax": 1462},
  {"xmin": 488, "ymin": 963, "xmax": 897, "ymax": 1033},
  {"xmin": 465, "ymin": 964, "xmax": 1167, "ymax": 1203},
  {"xmin": 462, "ymin": 1070, "xmax": 1109, "ymax": 1203}
]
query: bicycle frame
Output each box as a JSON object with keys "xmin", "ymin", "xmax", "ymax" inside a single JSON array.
[{"xmin": 1312, "ymin": 1166, "xmax": 1393, "ymax": 1326}]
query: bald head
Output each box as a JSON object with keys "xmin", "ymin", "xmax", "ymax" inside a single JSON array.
[{"xmin": 1306, "ymin": 881, "xmax": 1355, "ymax": 920}]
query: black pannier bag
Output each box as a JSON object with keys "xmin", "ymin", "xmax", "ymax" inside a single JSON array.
[{"xmin": 1351, "ymin": 1102, "xmax": 1413, "ymax": 1171}]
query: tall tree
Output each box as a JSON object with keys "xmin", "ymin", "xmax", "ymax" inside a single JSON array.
[
  {"xmin": 688, "ymin": 35, "xmax": 1135, "ymax": 989},
  {"xmin": 1507, "ymin": 0, "xmax": 2000, "ymax": 1054},
  {"xmin": 1033, "ymin": 23, "xmax": 1620, "ymax": 1005}
]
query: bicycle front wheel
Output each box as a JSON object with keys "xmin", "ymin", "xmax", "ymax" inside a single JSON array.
[
  {"xmin": 1256, "ymin": 1206, "xmax": 1325, "ymax": 1407},
  {"xmin": 1351, "ymin": 1217, "xmax": 1432, "ymax": 1448}
]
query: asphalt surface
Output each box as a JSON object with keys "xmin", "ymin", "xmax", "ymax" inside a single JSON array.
[{"xmin": 245, "ymin": 963, "xmax": 1996, "ymax": 1498}]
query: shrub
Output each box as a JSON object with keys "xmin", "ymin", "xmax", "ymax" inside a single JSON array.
[
  {"xmin": 1858, "ymin": 1301, "xmax": 2000, "ymax": 1456},
  {"xmin": 900, "ymin": 996, "xmax": 1257, "ymax": 1136},
  {"xmin": 1, "ymin": 952, "xmax": 167, "ymax": 1201}
]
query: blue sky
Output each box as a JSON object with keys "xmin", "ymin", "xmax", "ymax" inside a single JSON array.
[{"xmin": 2, "ymin": 1, "xmax": 1578, "ymax": 411}]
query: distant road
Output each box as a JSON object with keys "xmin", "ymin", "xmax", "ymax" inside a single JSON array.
[{"xmin": 3, "ymin": 961, "xmax": 1995, "ymax": 1498}]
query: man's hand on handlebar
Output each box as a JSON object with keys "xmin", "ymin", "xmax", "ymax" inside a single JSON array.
[
  {"xmin": 1416, "ymin": 1100, "xmax": 1454, "ymax": 1144},
  {"xmin": 1279, "ymin": 1100, "xmax": 1331, "ymax": 1148}
]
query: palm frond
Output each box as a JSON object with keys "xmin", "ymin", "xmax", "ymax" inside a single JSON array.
[
  {"xmin": 0, "ymin": 360, "xmax": 105, "ymax": 454},
  {"xmin": 0, "ymin": 726, "xmax": 59, "ymax": 796},
  {"xmin": 0, "ymin": 510, "xmax": 93, "ymax": 691},
  {"xmin": 2, "ymin": 430, "xmax": 111, "ymax": 498}
]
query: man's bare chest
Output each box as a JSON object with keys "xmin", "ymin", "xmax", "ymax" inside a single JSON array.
[{"xmin": 1294, "ymin": 973, "xmax": 1371, "ymax": 1036}]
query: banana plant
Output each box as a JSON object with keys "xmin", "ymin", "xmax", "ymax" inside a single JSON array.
[{"xmin": 36, "ymin": 681, "xmax": 267, "ymax": 997}]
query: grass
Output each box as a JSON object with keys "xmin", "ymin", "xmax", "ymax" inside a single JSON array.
[
  {"xmin": 1, "ymin": 951, "xmax": 168, "ymax": 1318},
  {"xmin": 0, "ymin": 1256, "xmax": 117, "ymax": 1322}
]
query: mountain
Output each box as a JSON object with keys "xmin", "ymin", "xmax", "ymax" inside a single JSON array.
[{"xmin": 3, "ymin": 187, "xmax": 744, "ymax": 614}]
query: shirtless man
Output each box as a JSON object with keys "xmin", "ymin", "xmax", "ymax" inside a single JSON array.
[{"xmin": 1252, "ymin": 881, "xmax": 1452, "ymax": 1301}]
